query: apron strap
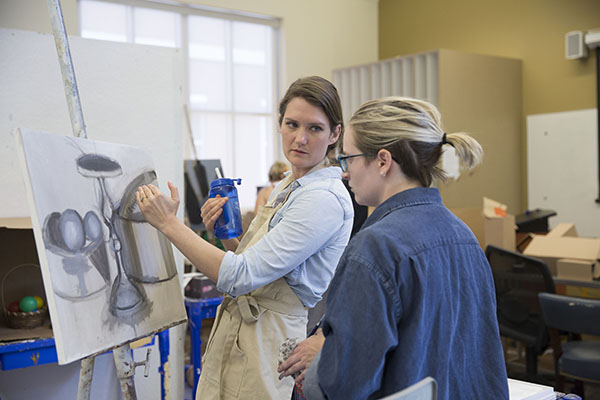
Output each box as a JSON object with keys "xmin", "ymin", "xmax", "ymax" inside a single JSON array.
[{"xmin": 232, "ymin": 292, "xmax": 307, "ymax": 323}]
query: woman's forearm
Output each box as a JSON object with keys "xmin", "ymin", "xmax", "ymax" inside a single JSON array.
[
  {"xmin": 221, "ymin": 238, "xmax": 239, "ymax": 252},
  {"xmin": 160, "ymin": 216, "xmax": 225, "ymax": 283}
]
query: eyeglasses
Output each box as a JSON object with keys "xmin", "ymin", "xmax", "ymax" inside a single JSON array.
[{"xmin": 337, "ymin": 153, "xmax": 373, "ymax": 172}]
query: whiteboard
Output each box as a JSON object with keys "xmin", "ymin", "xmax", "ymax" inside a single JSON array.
[{"xmin": 527, "ymin": 109, "xmax": 600, "ymax": 237}]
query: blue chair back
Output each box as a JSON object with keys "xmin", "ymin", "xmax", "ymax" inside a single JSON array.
[{"xmin": 538, "ymin": 293, "xmax": 600, "ymax": 336}]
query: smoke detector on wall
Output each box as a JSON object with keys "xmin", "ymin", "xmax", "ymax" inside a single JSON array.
[{"xmin": 565, "ymin": 29, "xmax": 600, "ymax": 59}]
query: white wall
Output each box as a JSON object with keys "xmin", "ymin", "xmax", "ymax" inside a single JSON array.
[
  {"xmin": 527, "ymin": 109, "xmax": 600, "ymax": 237},
  {"xmin": 0, "ymin": 28, "xmax": 186, "ymax": 400}
]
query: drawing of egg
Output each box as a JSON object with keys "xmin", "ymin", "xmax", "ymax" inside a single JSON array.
[
  {"xmin": 59, "ymin": 209, "xmax": 85, "ymax": 251},
  {"xmin": 84, "ymin": 210, "xmax": 103, "ymax": 241}
]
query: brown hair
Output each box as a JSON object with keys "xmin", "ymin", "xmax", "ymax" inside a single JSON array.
[
  {"xmin": 349, "ymin": 97, "xmax": 483, "ymax": 187},
  {"xmin": 278, "ymin": 76, "xmax": 344, "ymax": 162}
]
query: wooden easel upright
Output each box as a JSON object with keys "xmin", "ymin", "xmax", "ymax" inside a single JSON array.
[{"xmin": 46, "ymin": 1, "xmax": 150, "ymax": 399}]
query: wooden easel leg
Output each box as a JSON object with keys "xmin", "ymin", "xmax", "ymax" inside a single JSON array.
[
  {"xmin": 77, "ymin": 356, "xmax": 95, "ymax": 400},
  {"xmin": 113, "ymin": 344, "xmax": 138, "ymax": 400}
]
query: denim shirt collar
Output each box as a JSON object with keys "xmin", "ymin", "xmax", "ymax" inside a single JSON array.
[{"xmin": 363, "ymin": 187, "xmax": 443, "ymax": 230}]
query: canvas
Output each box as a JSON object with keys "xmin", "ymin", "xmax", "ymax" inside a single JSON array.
[{"xmin": 16, "ymin": 128, "xmax": 187, "ymax": 365}]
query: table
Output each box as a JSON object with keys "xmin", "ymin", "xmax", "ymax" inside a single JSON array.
[
  {"xmin": 184, "ymin": 296, "xmax": 223, "ymax": 399},
  {"xmin": 0, "ymin": 337, "xmax": 57, "ymax": 369},
  {"xmin": 0, "ymin": 333, "xmax": 167, "ymax": 398},
  {"xmin": 554, "ymin": 278, "xmax": 600, "ymax": 299}
]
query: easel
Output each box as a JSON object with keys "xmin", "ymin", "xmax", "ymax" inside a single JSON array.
[{"xmin": 46, "ymin": 1, "xmax": 151, "ymax": 398}]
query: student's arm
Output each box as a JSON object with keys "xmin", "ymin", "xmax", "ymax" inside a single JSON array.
[{"xmin": 216, "ymin": 188, "xmax": 345, "ymax": 297}]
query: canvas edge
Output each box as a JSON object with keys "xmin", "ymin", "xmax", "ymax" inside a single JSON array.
[{"xmin": 14, "ymin": 127, "xmax": 67, "ymax": 364}]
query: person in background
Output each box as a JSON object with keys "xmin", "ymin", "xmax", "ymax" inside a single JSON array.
[
  {"xmin": 255, "ymin": 160, "xmax": 290, "ymax": 215},
  {"xmin": 281, "ymin": 97, "xmax": 509, "ymax": 400},
  {"xmin": 136, "ymin": 76, "xmax": 353, "ymax": 400}
]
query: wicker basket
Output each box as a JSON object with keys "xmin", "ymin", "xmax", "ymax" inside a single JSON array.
[{"xmin": 1, "ymin": 263, "xmax": 49, "ymax": 329}]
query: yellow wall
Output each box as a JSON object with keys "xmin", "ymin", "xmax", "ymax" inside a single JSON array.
[
  {"xmin": 379, "ymin": 0, "xmax": 599, "ymax": 114},
  {"xmin": 379, "ymin": 0, "xmax": 600, "ymax": 208}
]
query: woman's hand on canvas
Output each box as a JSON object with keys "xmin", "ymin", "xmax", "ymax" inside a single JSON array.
[
  {"xmin": 200, "ymin": 196, "xmax": 228, "ymax": 233},
  {"xmin": 277, "ymin": 330, "xmax": 325, "ymax": 384},
  {"xmin": 136, "ymin": 182, "xmax": 180, "ymax": 232}
]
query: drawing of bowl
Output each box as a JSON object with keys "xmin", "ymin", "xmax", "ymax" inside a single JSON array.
[
  {"xmin": 42, "ymin": 210, "xmax": 110, "ymax": 300},
  {"xmin": 114, "ymin": 171, "xmax": 177, "ymax": 283}
]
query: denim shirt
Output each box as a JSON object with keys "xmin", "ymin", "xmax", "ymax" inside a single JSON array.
[
  {"xmin": 310, "ymin": 187, "xmax": 509, "ymax": 400},
  {"xmin": 217, "ymin": 166, "xmax": 354, "ymax": 308}
]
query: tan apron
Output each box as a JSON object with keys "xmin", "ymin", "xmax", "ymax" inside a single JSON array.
[{"xmin": 196, "ymin": 173, "xmax": 308, "ymax": 400}]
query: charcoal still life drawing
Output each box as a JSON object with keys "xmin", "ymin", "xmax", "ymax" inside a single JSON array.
[{"xmin": 17, "ymin": 128, "xmax": 187, "ymax": 365}]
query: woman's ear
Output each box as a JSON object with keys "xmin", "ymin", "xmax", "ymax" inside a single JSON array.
[
  {"xmin": 377, "ymin": 149, "xmax": 393, "ymax": 176},
  {"xmin": 329, "ymin": 124, "xmax": 342, "ymax": 144}
]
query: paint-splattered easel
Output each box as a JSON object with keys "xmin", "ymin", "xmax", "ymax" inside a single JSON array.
[{"xmin": 46, "ymin": 1, "xmax": 150, "ymax": 398}]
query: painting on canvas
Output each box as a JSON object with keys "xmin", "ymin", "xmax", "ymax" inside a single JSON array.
[{"xmin": 17, "ymin": 128, "xmax": 187, "ymax": 364}]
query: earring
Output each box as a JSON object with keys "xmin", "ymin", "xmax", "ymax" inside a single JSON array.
[{"xmin": 381, "ymin": 172, "xmax": 386, "ymax": 177}]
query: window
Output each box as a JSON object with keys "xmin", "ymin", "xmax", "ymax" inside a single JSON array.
[{"xmin": 79, "ymin": 0, "xmax": 279, "ymax": 209}]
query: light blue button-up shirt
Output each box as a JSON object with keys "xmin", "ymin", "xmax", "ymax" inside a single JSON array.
[{"xmin": 216, "ymin": 166, "xmax": 354, "ymax": 308}]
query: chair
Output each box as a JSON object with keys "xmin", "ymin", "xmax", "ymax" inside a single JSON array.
[
  {"xmin": 378, "ymin": 377, "xmax": 437, "ymax": 400},
  {"xmin": 538, "ymin": 293, "xmax": 600, "ymax": 395},
  {"xmin": 485, "ymin": 245, "xmax": 556, "ymax": 379}
]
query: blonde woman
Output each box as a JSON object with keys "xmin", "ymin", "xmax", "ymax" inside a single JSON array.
[{"xmin": 282, "ymin": 97, "xmax": 509, "ymax": 400}]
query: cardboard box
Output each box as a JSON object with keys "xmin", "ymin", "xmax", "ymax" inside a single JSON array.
[
  {"xmin": 523, "ymin": 223, "xmax": 600, "ymax": 280},
  {"xmin": 451, "ymin": 198, "xmax": 516, "ymax": 251},
  {"xmin": 0, "ymin": 218, "xmax": 53, "ymax": 342},
  {"xmin": 524, "ymin": 236, "xmax": 600, "ymax": 260},
  {"xmin": 556, "ymin": 259, "xmax": 598, "ymax": 282},
  {"xmin": 546, "ymin": 223, "xmax": 577, "ymax": 238}
]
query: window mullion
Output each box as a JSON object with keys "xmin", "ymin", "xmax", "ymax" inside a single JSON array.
[
  {"xmin": 181, "ymin": 14, "xmax": 194, "ymax": 158},
  {"xmin": 272, "ymin": 26, "xmax": 281, "ymax": 162},
  {"xmin": 226, "ymin": 20, "xmax": 235, "ymax": 176},
  {"xmin": 126, "ymin": 4, "xmax": 134, "ymax": 43}
]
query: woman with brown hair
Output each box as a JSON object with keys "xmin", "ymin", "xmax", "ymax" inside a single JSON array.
[{"xmin": 137, "ymin": 76, "xmax": 353, "ymax": 399}]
